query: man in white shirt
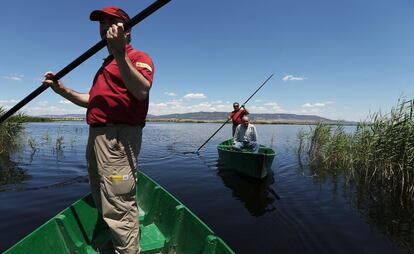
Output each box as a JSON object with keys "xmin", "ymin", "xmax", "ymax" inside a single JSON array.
[{"xmin": 233, "ymin": 115, "xmax": 259, "ymax": 153}]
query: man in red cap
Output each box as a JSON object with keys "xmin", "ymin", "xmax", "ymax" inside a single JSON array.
[
  {"xmin": 43, "ymin": 6, "xmax": 154, "ymax": 254},
  {"xmin": 227, "ymin": 102, "xmax": 249, "ymax": 137}
]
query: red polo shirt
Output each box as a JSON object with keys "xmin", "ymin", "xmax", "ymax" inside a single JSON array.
[
  {"xmin": 230, "ymin": 108, "xmax": 248, "ymax": 125},
  {"xmin": 87, "ymin": 44, "xmax": 154, "ymax": 127}
]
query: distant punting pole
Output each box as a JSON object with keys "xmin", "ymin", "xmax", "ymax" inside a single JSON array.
[{"xmin": 196, "ymin": 74, "xmax": 274, "ymax": 153}]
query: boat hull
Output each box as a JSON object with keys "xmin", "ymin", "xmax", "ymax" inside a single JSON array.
[
  {"xmin": 217, "ymin": 139, "xmax": 275, "ymax": 179},
  {"xmin": 5, "ymin": 171, "xmax": 234, "ymax": 254}
]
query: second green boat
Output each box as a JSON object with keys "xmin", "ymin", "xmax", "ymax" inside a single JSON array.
[{"xmin": 217, "ymin": 139, "xmax": 276, "ymax": 179}]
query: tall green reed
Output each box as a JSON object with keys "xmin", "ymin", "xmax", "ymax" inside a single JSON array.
[
  {"xmin": 0, "ymin": 107, "xmax": 27, "ymax": 155},
  {"xmin": 298, "ymin": 99, "xmax": 414, "ymax": 201},
  {"xmin": 0, "ymin": 107, "xmax": 28, "ymax": 185},
  {"xmin": 298, "ymin": 99, "xmax": 414, "ymax": 245}
]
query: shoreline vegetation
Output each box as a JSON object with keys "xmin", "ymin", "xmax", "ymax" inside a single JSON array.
[
  {"xmin": 0, "ymin": 107, "xmax": 29, "ymax": 185},
  {"xmin": 16, "ymin": 111, "xmax": 357, "ymax": 125},
  {"xmin": 18, "ymin": 117, "xmax": 357, "ymax": 126},
  {"xmin": 297, "ymin": 98, "xmax": 414, "ymax": 246},
  {"xmin": 149, "ymin": 118, "xmax": 357, "ymax": 125}
]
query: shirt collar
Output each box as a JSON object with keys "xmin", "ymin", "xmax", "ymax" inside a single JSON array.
[{"xmin": 103, "ymin": 44, "xmax": 134, "ymax": 62}]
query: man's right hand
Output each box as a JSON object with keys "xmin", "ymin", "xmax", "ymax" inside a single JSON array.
[
  {"xmin": 42, "ymin": 71, "xmax": 65, "ymax": 94},
  {"xmin": 41, "ymin": 72, "xmax": 89, "ymax": 108}
]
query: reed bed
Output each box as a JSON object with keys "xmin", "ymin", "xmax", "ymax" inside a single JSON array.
[
  {"xmin": 0, "ymin": 107, "xmax": 27, "ymax": 155},
  {"xmin": 298, "ymin": 99, "xmax": 414, "ymax": 202},
  {"xmin": 298, "ymin": 99, "xmax": 414, "ymax": 245},
  {"xmin": 0, "ymin": 107, "xmax": 28, "ymax": 185}
]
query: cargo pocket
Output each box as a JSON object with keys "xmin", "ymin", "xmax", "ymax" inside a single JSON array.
[{"xmin": 102, "ymin": 163, "xmax": 136, "ymax": 197}]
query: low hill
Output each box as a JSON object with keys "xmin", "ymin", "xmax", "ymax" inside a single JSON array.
[
  {"xmin": 147, "ymin": 112, "xmax": 354, "ymax": 125},
  {"xmin": 36, "ymin": 112, "xmax": 355, "ymax": 125}
]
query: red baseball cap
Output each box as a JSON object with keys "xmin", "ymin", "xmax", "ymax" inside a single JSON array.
[{"xmin": 89, "ymin": 6, "xmax": 130, "ymax": 23}]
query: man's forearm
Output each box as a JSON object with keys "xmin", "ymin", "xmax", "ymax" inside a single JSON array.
[
  {"xmin": 54, "ymin": 87, "xmax": 89, "ymax": 108},
  {"xmin": 114, "ymin": 52, "xmax": 151, "ymax": 101}
]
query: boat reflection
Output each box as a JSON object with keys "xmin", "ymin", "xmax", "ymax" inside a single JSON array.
[{"xmin": 217, "ymin": 166, "xmax": 279, "ymax": 217}]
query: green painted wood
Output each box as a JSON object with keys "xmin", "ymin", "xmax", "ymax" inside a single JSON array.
[
  {"xmin": 5, "ymin": 171, "xmax": 234, "ymax": 254},
  {"xmin": 217, "ymin": 139, "xmax": 276, "ymax": 179}
]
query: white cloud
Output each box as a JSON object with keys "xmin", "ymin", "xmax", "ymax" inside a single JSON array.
[
  {"xmin": 21, "ymin": 105, "xmax": 87, "ymax": 116},
  {"xmin": 3, "ymin": 73, "xmax": 24, "ymax": 81},
  {"xmin": 301, "ymin": 101, "xmax": 333, "ymax": 108},
  {"xmin": 302, "ymin": 102, "xmax": 325, "ymax": 108},
  {"xmin": 282, "ymin": 75, "xmax": 307, "ymax": 81},
  {"xmin": 183, "ymin": 93, "xmax": 207, "ymax": 100},
  {"xmin": 149, "ymin": 99, "xmax": 231, "ymax": 115},
  {"xmin": 149, "ymin": 99, "xmax": 287, "ymax": 116},
  {"xmin": 0, "ymin": 99, "xmax": 18, "ymax": 105},
  {"xmin": 59, "ymin": 100, "xmax": 72, "ymax": 104},
  {"xmin": 300, "ymin": 101, "xmax": 334, "ymax": 114},
  {"xmin": 149, "ymin": 100, "xmax": 186, "ymax": 115},
  {"xmin": 164, "ymin": 92, "xmax": 177, "ymax": 96},
  {"xmin": 252, "ymin": 102, "xmax": 284, "ymax": 113},
  {"xmin": 247, "ymin": 105, "xmax": 268, "ymax": 112},
  {"xmin": 0, "ymin": 99, "xmax": 18, "ymax": 109},
  {"xmin": 37, "ymin": 101, "xmax": 49, "ymax": 106}
]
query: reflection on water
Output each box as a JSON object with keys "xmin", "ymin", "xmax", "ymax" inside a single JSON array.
[
  {"xmin": 0, "ymin": 130, "xmax": 30, "ymax": 186},
  {"xmin": 310, "ymin": 166, "xmax": 414, "ymax": 248},
  {"xmin": 0, "ymin": 154, "xmax": 30, "ymax": 187},
  {"xmin": 349, "ymin": 181, "xmax": 414, "ymax": 247},
  {"xmin": 217, "ymin": 169, "xmax": 278, "ymax": 217}
]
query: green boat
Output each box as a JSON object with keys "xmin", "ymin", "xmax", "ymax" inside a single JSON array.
[
  {"xmin": 5, "ymin": 171, "xmax": 234, "ymax": 254},
  {"xmin": 217, "ymin": 139, "xmax": 275, "ymax": 179}
]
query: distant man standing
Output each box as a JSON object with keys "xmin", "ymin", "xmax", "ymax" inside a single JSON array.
[
  {"xmin": 227, "ymin": 102, "xmax": 249, "ymax": 136},
  {"xmin": 42, "ymin": 6, "xmax": 154, "ymax": 254},
  {"xmin": 233, "ymin": 116, "xmax": 259, "ymax": 153}
]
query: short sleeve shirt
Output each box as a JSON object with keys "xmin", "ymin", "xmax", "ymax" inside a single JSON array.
[{"xmin": 87, "ymin": 44, "xmax": 154, "ymax": 127}]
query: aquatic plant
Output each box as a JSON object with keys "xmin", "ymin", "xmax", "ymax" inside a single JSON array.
[
  {"xmin": 0, "ymin": 107, "xmax": 29, "ymax": 185},
  {"xmin": 28, "ymin": 137, "xmax": 38, "ymax": 153},
  {"xmin": 299, "ymin": 99, "xmax": 414, "ymax": 199},
  {"xmin": 42, "ymin": 132, "xmax": 50, "ymax": 144},
  {"xmin": 0, "ymin": 107, "xmax": 27, "ymax": 155},
  {"xmin": 54, "ymin": 135, "xmax": 65, "ymax": 157},
  {"xmin": 297, "ymin": 98, "xmax": 414, "ymax": 246}
]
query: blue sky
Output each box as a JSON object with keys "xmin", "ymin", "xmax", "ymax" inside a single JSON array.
[{"xmin": 0, "ymin": 0, "xmax": 413, "ymax": 121}]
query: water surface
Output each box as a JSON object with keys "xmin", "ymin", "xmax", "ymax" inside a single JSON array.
[{"xmin": 0, "ymin": 122, "xmax": 413, "ymax": 253}]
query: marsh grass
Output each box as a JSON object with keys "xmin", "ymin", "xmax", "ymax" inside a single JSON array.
[
  {"xmin": 52, "ymin": 135, "xmax": 65, "ymax": 159},
  {"xmin": 299, "ymin": 99, "xmax": 414, "ymax": 200},
  {"xmin": 0, "ymin": 108, "xmax": 27, "ymax": 155},
  {"xmin": 0, "ymin": 107, "xmax": 29, "ymax": 185},
  {"xmin": 298, "ymin": 98, "xmax": 414, "ymax": 245}
]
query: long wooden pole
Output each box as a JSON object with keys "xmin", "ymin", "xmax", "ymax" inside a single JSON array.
[
  {"xmin": 0, "ymin": 0, "xmax": 171, "ymax": 124},
  {"xmin": 196, "ymin": 74, "xmax": 274, "ymax": 153}
]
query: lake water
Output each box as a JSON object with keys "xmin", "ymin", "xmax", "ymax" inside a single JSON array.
[{"xmin": 0, "ymin": 122, "xmax": 413, "ymax": 253}]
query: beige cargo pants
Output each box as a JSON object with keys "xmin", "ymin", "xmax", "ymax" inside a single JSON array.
[{"xmin": 86, "ymin": 124, "xmax": 142, "ymax": 254}]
